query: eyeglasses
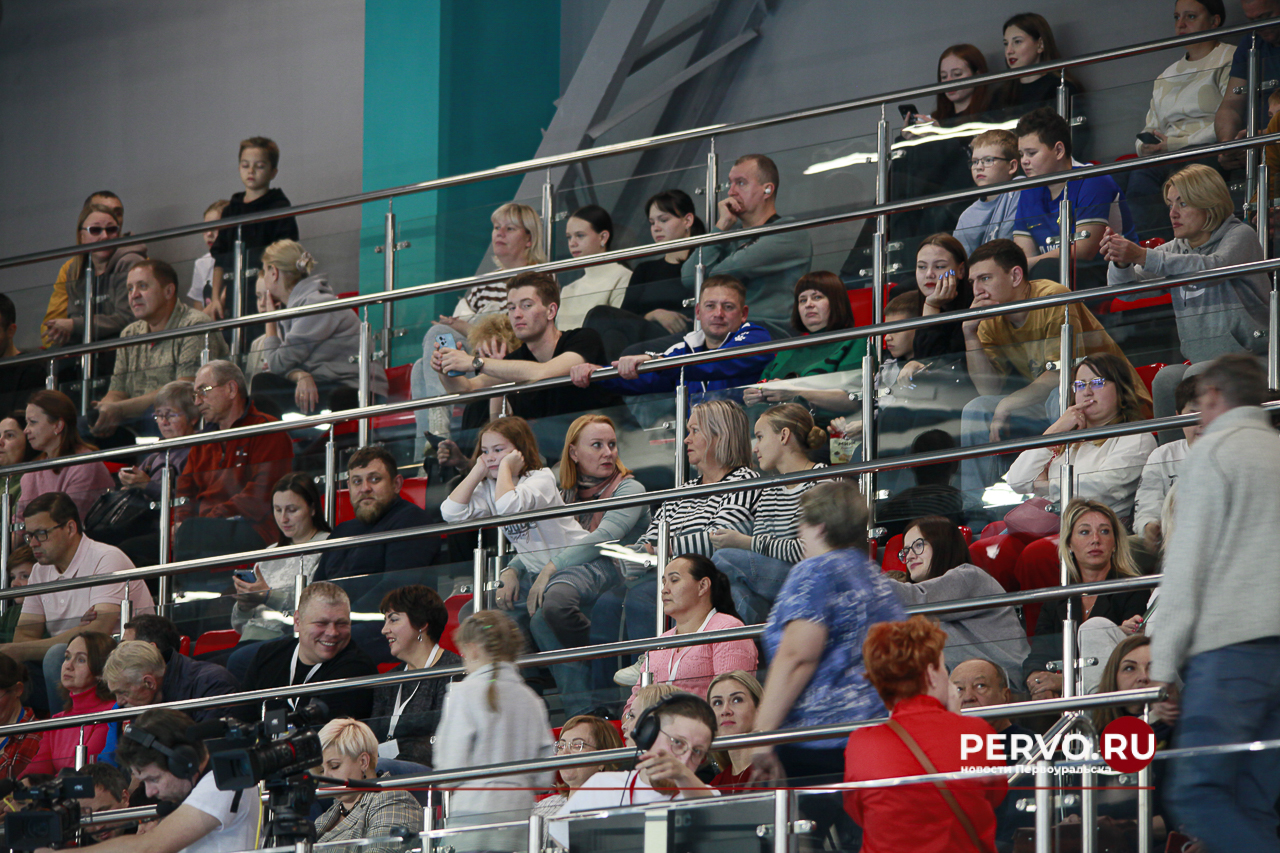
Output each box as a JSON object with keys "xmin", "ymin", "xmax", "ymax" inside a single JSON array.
[
  {"xmin": 969, "ymin": 156, "xmax": 1014, "ymax": 169},
  {"xmin": 1071, "ymin": 377, "xmax": 1108, "ymax": 393},
  {"xmin": 82, "ymin": 225, "xmax": 121, "ymax": 237},
  {"xmin": 554, "ymin": 738, "xmax": 597, "ymax": 754},
  {"xmin": 194, "ymin": 382, "xmax": 227, "ymax": 398},
  {"xmin": 658, "ymin": 729, "xmax": 707, "ymax": 762},
  {"xmin": 153, "ymin": 409, "xmax": 184, "ymax": 423},
  {"xmin": 23, "ymin": 521, "xmax": 68, "ymax": 544},
  {"xmin": 898, "ymin": 538, "xmax": 927, "ymax": 563}
]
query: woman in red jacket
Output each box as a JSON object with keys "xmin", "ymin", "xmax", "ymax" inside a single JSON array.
[
  {"xmin": 844, "ymin": 616, "xmax": 1008, "ymax": 853},
  {"xmin": 21, "ymin": 632, "xmax": 117, "ymax": 776}
]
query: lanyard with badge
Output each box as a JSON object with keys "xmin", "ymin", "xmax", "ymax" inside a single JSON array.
[
  {"xmin": 288, "ymin": 644, "xmax": 324, "ymax": 710},
  {"xmin": 378, "ymin": 644, "xmax": 443, "ymax": 759}
]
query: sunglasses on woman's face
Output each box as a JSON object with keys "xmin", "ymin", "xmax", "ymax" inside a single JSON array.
[{"xmin": 82, "ymin": 225, "xmax": 120, "ymax": 237}]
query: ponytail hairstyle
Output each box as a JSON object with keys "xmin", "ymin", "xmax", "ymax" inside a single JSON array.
[
  {"xmin": 259, "ymin": 239, "xmax": 316, "ymax": 292},
  {"xmin": 454, "ymin": 610, "xmax": 525, "ymax": 712},
  {"xmin": 671, "ymin": 554, "xmax": 740, "ymax": 621},
  {"xmin": 758, "ymin": 403, "xmax": 828, "ymax": 454}
]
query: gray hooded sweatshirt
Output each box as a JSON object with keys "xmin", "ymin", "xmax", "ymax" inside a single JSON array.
[
  {"xmin": 261, "ymin": 274, "xmax": 388, "ymax": 395},
  {"xmin": 1108, "ymin": 215, "xmax": 1268, "ymax": 363}
]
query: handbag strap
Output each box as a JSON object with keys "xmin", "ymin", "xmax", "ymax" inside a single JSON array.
[{"xmin": 886, "ymin": 718, "xmax": 992, "ymax": 853}]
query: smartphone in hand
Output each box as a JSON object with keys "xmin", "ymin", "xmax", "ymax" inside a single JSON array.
[
  {"xmin": 234, "ymin": 569, "xmax": 258, "ymax": 583},
  {"xmin": 436, "ymin": 333, "xmax": 465, "ymax": 377},
  {"xmin": 1136, "ymin": 131, "xmax": 1162, "ymax": 145}
]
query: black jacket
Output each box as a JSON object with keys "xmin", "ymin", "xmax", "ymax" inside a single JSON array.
[
  {"xmin": 236, "ymin": 636, "xmax": 376, "ymax": 722},
  {"xmin": 1023, "ymin": 572, "xmax": 1149, "ymax": 681}
]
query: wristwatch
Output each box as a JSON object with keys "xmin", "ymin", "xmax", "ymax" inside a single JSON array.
[{"xmin": 472, "ymin": 355, "xmax": 484, "ymax": 375}]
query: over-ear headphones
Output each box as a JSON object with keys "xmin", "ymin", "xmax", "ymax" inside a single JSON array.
[
  {"xmin": 631, "ymin": 694, "xmax": 686, "ymax": 753},
  {"xmin": 123, "ymin": 722, "xmax": 201, "ymax": 779}
]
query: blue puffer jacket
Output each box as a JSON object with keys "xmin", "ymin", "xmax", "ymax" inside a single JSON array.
[{"xmin": 603, "ymin": 321, "xmax": 774, "ymax": 395}]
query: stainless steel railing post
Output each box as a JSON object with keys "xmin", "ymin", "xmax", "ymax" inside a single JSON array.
[
  {"xmin": 473, "ymin": 546, "xmax": 487, "ymax": 613},
  {"xmin": 1248, "ymin": 33, "xmax": 1262, "ymax": 208},
  {"xmin": 324, "ymin": 427, "xmax": 338, "ymax": 530},
  {"xmin": 382, "ymin": 202, "xmax": 396, "ymax": 369},
  {"xmin": 1058, "ymin": 197, "xmax": 1074, "ymax": 413},
  {"xmin": 230, "ymin": 227, "xmax": 245, "ymax": 356},
  {"xmin": 527, "ymin": 813, "xmax": 544, "ymax": 853},
  {"xmin": 655, "ymin": 519, "xmax": 670, "ymax": 637},
  {"xmin": 1137, "ymin": 703, "xmax": 1153, "ymax": 853},
  {"xmin": 0, "ymin": 487, "xmax": 10, "ymax": 619},
  {"xmin": 1035, "ymin": 759, "xmax": 1053, "ymax": 853},
  {"xmin": 80, "ymin": 263, "xmax": 94, "ymax": 412},
  {"xmin": 541, "ymin": 170, "xmax": 554, "ymax": 261},
  {"xmin": 674, "ymin": 382, "xmax": 689, "ymax": 486},
  {"xmin": 157, "ymin": 458, "xmax": 173, "ymax": 618},
  {"xmin": 773, "ymin": 788, "xmax": 792, "ymax": 853},
  {"xmin": 863, "ymin": 104, "xmax": 890, "ymax": 525},
  {"xmin": 358, "ymin": 306, "xmax": 372, "ymax": 447}
]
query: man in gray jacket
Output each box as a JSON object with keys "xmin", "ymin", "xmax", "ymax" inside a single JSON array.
[{"xmin": 1151, "ymin": 352, "xmax": 1280, "ymax": 852}]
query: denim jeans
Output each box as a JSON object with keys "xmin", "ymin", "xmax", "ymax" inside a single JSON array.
[
  {"xmin": 959, "ymin": 394, "xmax": 1054, "ymax": 497},
  {"xmin": 587, "ymin": 576, "xmax": 660, "ymax": 694},
  {"xmin": 1166, "ymin": 638, "xmax": 1280, "ymax": 852},
  {"xmin": 711, "ymin": 548, "xmax": 792, "ymax": 625},
  {"xmin": 527, "ymin": 558, "xmax": 622, "ymax": 715}
]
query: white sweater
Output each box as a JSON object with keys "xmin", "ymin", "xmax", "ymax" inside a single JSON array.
[
  {"xmin": 556, "ymin": 262, "xmax": 630, "ymax": 330},
  {"xmin": 1138, "ymin": 42, "xmax": 1234, "ymax": 154},
  {"xmin": 441, "ymin": 468, "xmax": 589, "ymax": 556},
  {"xmin": 1132, "ymin": 440, "xmax": 1189, "ymax": 537},
  {"xmin": 1005, "ymin": 432, "xmax": 1157, "ymax": 522}
]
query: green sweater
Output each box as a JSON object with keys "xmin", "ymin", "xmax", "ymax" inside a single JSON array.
[{"xmin": 762, "ymin": 335, "xmax": 866, "ymax": 381}]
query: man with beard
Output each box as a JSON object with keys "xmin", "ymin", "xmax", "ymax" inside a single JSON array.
[{"xmin": 312, "ymin": 446, "xmax": 440, "ymax": 620}]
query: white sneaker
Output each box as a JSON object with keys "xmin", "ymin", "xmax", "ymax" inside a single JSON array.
[{"xmin": 614, "ymin": 657, "xmax": 646, "ymax": 686}]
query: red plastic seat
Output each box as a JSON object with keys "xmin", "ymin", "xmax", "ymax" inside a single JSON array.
[
  {"xmin": 1012, "ymin": 536, "xmax": 1062, "ymax": 635},
  {"xmin": 194, "ymin": 629, "xmax": 241, "ymax": 657},
  {"xmin": 439, "ymin": 593, "xmax": 470, "ymax": 655},
  {"xmin": 377, "ymin": 661, "xmax": 399, "ymax": 674},
  {"xmin": 1135, "ymin": 363, "xmax": 1165, "ymax": 396},
  {"xmin": 968, "ymin": 534, "xmax": 1026, "ymax": 593},
  {"xmin": 881, "ymin": 534, "xmax": 906, "ymax": 574},
  {"xmin": 846, "ymin": 283, "xmax": 896, "ymax": 328},
  {"xmin": 386, "ymin": 364, "xmax": 413, "ymax": 402},
  {"xmin": 179, "ymin": 636, "xmax": 191, "ymax": 656}
]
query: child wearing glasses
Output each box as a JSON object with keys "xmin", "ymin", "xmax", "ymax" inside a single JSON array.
[
  {"xmin": 953, "ymin": 129, "xmax": 1023, "ymax": 256},
  {"xmin": 42, "ymin": 197, "xmax": 147, "ymax": 349},
  {"xmin": 549, "ymin": 692, "xmax": 718, "ymax": 848},
  {"xmin": 1005, "ymin": 353, "xmax": 1156, "ymax": 523}
]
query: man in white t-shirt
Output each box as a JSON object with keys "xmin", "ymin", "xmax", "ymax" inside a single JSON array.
[
  {"xmin": 36, "ymin": 708, "xmax": 262, "ymax": 853},
  {"xmin": 0, "ymin": 491, "xmax": 155, "ymax": 712},
  {"xmin": 550, "ymin": 693, "xmax": 719, "ymax": 848}
]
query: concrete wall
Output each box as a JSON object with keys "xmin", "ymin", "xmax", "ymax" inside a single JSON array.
[{"xmin": 0, "ymin": 0, "xmax": 366, "ymax": 350}]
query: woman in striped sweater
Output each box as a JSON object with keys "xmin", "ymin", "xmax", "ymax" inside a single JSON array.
[
  {"xmin": 711, "ymin": 403, "xmax": 826, "ymax": 624},
  {"xmin": 588, "ymin": 400, "xmax": 759, "ymax": 681}
]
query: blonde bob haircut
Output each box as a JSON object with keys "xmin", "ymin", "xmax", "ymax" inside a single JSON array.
[
  {"xmin": 103, "ymin": 640, "xmax": 166, "ymax": 686},
  {"xmin": 559, "ymin": 414, "xmax": 631, "ymax": 490},
  {"xmin": 1163, "ymin": 164, "xmax": 1234, "ymax": 235},
  {"xmin": 318, "ymin": 717, "xmax": 380, "ymax": 771},
  {"xmin": 491, "ymin": 202, "xmax": 547, "ymax": 267},
  {"xmin": 260, "ymin": 239, "xmax": 316, "ymax": 288},
  {"xmin": 1057, "ymin": 498, "xmax": 1141, "ymax": 583},
  {"xmin": 689, "ymin": 399, "xmax": 753, "ymax": 473}
]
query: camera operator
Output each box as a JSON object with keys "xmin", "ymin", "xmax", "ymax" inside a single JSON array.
[
  {"xmin": 71, "ymin": 764, "xmax": 132, "ymax": 842},
  {"xmin": 35, "ymin": 708, "xmax": 260, "ymax": 853}
]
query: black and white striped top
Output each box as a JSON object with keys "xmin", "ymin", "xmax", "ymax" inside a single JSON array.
[
  {"xmin": 750, "ymin": 463, "xmax": 827, "ymax": 564},
  {"xmin": 637, "ymin": 466, "xmax": 760, "ymax": 556}
]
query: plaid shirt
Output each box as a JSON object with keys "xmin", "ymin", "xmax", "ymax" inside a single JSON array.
[{"xmin": 0, "ymin": 707, "xmax": 43, "ymax": 780}]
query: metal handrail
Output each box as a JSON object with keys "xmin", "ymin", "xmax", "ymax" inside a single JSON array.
[
  {"xmin": 1, "ymin": 18, "xmax": 1272, "ymax": 273},
  {"xmin": 0, "ymin": 244, "xmax": 1272, "ymax": 482},
  {"xmin": 0, "ymin": 572, "xmax": 1162, "ymax": 739},
  {"xmin": 4, "ymin": 128, "xmax": 1276, "ymax": 371},
  {"xmin": 0, "ymin": 398, "xmax": 1204, "ymax": 604}
]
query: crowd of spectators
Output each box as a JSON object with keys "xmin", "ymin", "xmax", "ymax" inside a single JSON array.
[{"xmin": 3, "ymin": 5, "xmax": 1280, "ymax": 851}]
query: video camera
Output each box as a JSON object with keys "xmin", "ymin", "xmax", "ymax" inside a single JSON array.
[
  {"xmin": 2, "ymin": 776, "xmax": 93, "ymax": 851},
  {"xmin": 204, "ymin": 701, "xmax": 328, "ymax": 791},
  {"xmin": 201, "ymin": 700, "xmax": 329, "ymax": 846}
]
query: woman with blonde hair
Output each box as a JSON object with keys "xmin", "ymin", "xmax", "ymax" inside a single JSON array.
[
  {"xmin": 435, "ymin": 611, "xmax": 553, "ymax": 852},
  {"xmin": 706, "ymin": 670, "xmax": 764, "ymax": 791},
  {"xmin": 1104, "ymin": 162, "xmax": 1269, "ymax": 425},
  {"xmin": 312, "ymin": 717, "xmax": 422, "ymax": 846},
  {"xmin": 249, "ymin": 238, "xmax": 388, "ymax": 414},
  {"xmin": 1022, "ymin": 498, "xmax": 1151, "ymax": 701},
  {"xmin": 533, "ymin": 714, "xmax": 624, "ymax": 830},
  {"xmin": 592, "ymin": 399, "xmax": 759, "ymax": 674},
  {"xmin": 527, "ymin": 414, "xmax": 649, "ymax": 715},
  {"xmin": 711, "ymin": 403, "xmax": 826, "ymax": 624}
]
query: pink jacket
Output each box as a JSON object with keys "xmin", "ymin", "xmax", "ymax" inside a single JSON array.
[
  {"xmin": 625, "ymin": 611, "xmax": 758, "ymax": 714},
  {"xmin": 21, "ymin": 688, "xmax": 115, "ymax": 776}
]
